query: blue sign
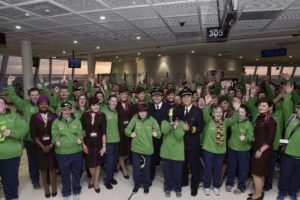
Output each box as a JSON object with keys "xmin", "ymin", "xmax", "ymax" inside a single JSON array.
[{"xmin": 261, "ymin": 48, "xmax": 287, "ymax": 58}]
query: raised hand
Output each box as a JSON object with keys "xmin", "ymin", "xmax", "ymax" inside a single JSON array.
[
  {"xmin": 232, "ymin": 97, "xmax": 241, "ymax": 110},
  {"xmin": 39, "ymin": 74, "xmax": 44, "ymax": 83},
  {"xmin": 7, "ymin": 76, "xmax": 16, "ymax": 85},
  {"xmin": 204, "ymin": 94, "xmax": 212, "ymax": 105},
  {"xmin": 131, "ymin": 132, "xmax": 136, "ymax": 138},
  {"xmin": 285, "ymin": 82, "xmax": 294, "ymax": 94}
]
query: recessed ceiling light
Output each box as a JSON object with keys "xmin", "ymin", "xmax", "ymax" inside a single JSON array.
[
  {"xmin": 137, "ymin": 52, "xmax": 141, "ymax": 55},
  {"xmin": 158, "ymin": 54, "xmax": 162, "ymax": 57},
  {"xmin": 62, "ymin": 51, "xmax": 66, "ymax": 54},
  {"xmin": 52, "ymin": 56, "xmax": 56, "ymax": 59},
  {"xmin": 96, "ymin": 46, "xmax": 100, "ymax": 49},
  {"xmin": 239, "ymin": 56, "xmax": 243, "ymax": 59},
  {"xmin": 191, "ymin": 50, "xmax": 195, "ymax": 54},
  {"xmin": 116, "ymin": 56, "xmax": 119, "ymax": 59},
  {"xmin": 73, "ymin": 40, "xmax": 78, "ymax": 44},
  {"xmin": 25, "ymin": 13, "xmax": 30, "ymax": 17},
  {"xmin": 44, "ymin": 9, "xmax": 51, "ymax": 13},
  {"xmin": 256, "ymin": 58, "xmax": 259, "ymax": 61},
  {"xmin": 15, "ymin": 25, "xmax": 22, "ymax": 30},
  {"xmin": 100, "ymin": 16, "xmax": 106, "ymax": 20},
  {"xmin": 136, "ymin": 57, "xmax": 139, "ymax": 60},
  {"xmin": 218, "ymin": 53, "xmax": 222, "ymax": 56},
  {"xmin": 136, "ymin": 36, "xmax": 141, "ymax": 40},
  {"xmin": 289, "ymin": 55, "xmax": 293, "ymax": 58}
]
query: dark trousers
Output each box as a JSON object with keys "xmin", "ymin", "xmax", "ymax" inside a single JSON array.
[
  {"xmin": 150, "ymin": 138, "xmax": 162, "ymax": 181},
  {"xmin": 163, "ymin": 159, "xmax": 183, "ymax": 192},
  {"xmin": 56, "ymin": 152, "xmax": 83, "ymax": 197},
  {"xmin": 132, "ymin": 152, "xmax": 152, "ymax": 189},
  {"xmin": 226, "ymin": 149, "xmax": 250, "ymax": 191},
  {"xmin": 264, "ymin": 151, "xmax": 278, "ymax": 190},
  {"xmin": 24, "ymin": 140, "xmax": 40, "ymax": 185},
  {"xmin": 203, "ymin": 150, "xmax": 225, "ymax": 189},
  {"xmin": 182, "ymin": 149, "xmax": 202, "ymax": 191},
  {"xmin": 0, "ymin": 157, "xmax": 20, "ymax": 200},
  {"xmin": 278, "ymin": 154, "xmax": 300, "ymax": 197},
  {"xmin": 105, "ymin": 143, "xmax": 119, "ymax": 184}
]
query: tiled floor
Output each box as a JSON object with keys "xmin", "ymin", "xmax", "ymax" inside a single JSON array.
[{"xmin": 0, "ymin": 150, "xmax": 293, "ymax": 200}]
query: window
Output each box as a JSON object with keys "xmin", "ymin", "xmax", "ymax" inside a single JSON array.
[
  {"xmin": 271, "ymin": 66, "xmax": 282, "ymax": 76},
  {"xmin": 244, "ymin": 66, "xmax": 255, "ymax": 76},
  {"xmin": 256, "ymin": 66, "xmax": 268, "ymax": 76},
  {"xmin": 282, "ymin": 66, "xmax": 294, "ymax": 75}
]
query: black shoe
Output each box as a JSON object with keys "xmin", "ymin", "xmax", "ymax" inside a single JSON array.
[
  {"xmin": 249, "ymin": 193, "xmax": 264, "ymax": 197},
  {"xmin": 181, "ymin": 180, "xmax": 188, "ymax": 187},
  {"xmin": 94, "ymin": 187, "xmax": 100, "ymax": 193},
  {"xmin": 191, "ymin": 190, "xmax": 198, "ymax": 196},
  {"xmin": 105, "ymin": 183, "xmax": 113, "ymax": 189},
  {"xmin": 132, "ymin": 187, "xmax": 139, "ymax": 193},
  {"xmin": 51, "ymin": 192, "xmax": 57, "ymax": 197},
  {"xmin": 33, "ymin": 183, "xmax": 41, "ymax": 189},
  {"xmin": 45, "ymin": 193, "xmax": 51, "ymax": 198},
  {"xmin": 123, "ymin": 175, "xmax": 129, "ymax": 179},
  {"xmin": 111, "ymin": 178, "xmax": 118, "ymax": 185},
  {"xmin": 88, "ymin": 182, "xmax": 94, "ymax": 189},
  {"xmin": 144, "ymin": 188, "xmax": 149, "ymax": 194}
]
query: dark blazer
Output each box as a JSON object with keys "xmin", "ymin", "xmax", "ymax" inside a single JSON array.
[
  {"xmin": 148, "ymin": 102, "xmax": 170, "ymax": 127},
  {"xmin": 179, "ymin": 105, "xmax": 204, "ymax": 151}
]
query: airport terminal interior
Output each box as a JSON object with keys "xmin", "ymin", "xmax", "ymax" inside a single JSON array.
[{"xmin": 0, "ymin": 0, "xmax": 300, "ymax": 199}]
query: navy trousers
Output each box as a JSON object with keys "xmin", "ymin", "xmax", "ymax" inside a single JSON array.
[
  {"xmin": 182, "ymin": 150, "xmax": 202, "ymax": 190},
  {"xmin": 264, "ymin": 151, "xmax": 278, "ymax": 190},
  {"xmin": 24, "ymin": 140, "xmax": 40, "ymax": 185},
  {"xmin": 203, "ymin": 150, "xmax": 225, "ymax": 189},
  {"xmin": 150, "ymin": 138, "xmax": 162, "ymax": 181},
  {"xmin": 56, "ymin": 152, "xmax": 83, "ymax": 197},
  {"xmin": 132, "ymin": 152, "xmax": 152, "ymax": 189},
  {"xmin": 163, "ymin": 159, "xmax": 183, "ymax": 192},
  {"xmin": 105, "ymin": 143, "xmax": 119, "ymax": 184},
  {"xmin": 278, "ymin": 154, "xmax": 300, "ymax": 197},
  {"xmin": 0, "ymin": 157, "xmax": 20, "ymax": 200},
  {"xmin": 226, "ymin": 148, "xmax": 250, "ymax": 191}
]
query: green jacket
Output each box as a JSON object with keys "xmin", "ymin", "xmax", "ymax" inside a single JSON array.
[
  {"xmin": 51, "ymin": 116, "xmax": 83, "ymax": 154},
  {"xmin": 160, "ymin": 120, "xmax": 185, "ymax": 161},
  {"xmin": 282, "ymin": 94, "xmax": 300, "ymax": 158},
  {"xmin": 228, "ymin": 119, "xmax": 254, "ymax": 151},
  {"xmin": 202, "ymin": 105, "xmax": 238, "ymax": 154},
  {"xmin": 0, "ymin": 111, "xmax": 28, "ymax": 159},
  {"xmin": 7, "ymin": 85, "xmax": 39, "ymax": 140},
  {"xmin": 125, "ymin": 115, "xmax": 161, "ymax": 155},
  {"xmin": 102, "ymin": 106, "xmax": 120, "ymax": 143}
]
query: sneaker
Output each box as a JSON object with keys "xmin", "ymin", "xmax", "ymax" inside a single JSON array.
[
  {"xmin": 73, "ymin": 194, "xmax": 80, "ymax": 200},
  {"xmin": 165, "ymin": 190, "xmax": 171, "ymax": 197},
  {"xmin": 63, "ymin": 196, "xmax": 71, "ymax": 200},
  {"xmin": 144, "ymin": 188, "xmax": 149, "ymax": 194},
  {"xmin": 204, "ymin": 188, "xmax": 210, "ymax": 196},
  {"xmin": 213, "ymin": 187, "xmax": 220, "ymax": 196},
  {"xmin": 233, "ymin": 188, "xmax": 244, "ymax": 195},
  {"xmin": 176, "ymin": 192, "xmax": 182, "ymax": 198},
  {"xmin": 276, "ymin": 194, "xmax": 285, "ymax": 200},
  {"xmin": 226, "ymin": 186, "xmax": 232, "ymax": 192}
]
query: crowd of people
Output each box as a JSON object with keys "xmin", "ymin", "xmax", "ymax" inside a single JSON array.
[{"xmin": 0, "ymin": 72, "xmax": 299, "ymax": 200}]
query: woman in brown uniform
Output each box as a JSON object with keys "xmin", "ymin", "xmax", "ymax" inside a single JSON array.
[
  {"xmin": 81, "ymin": 96, "xmax": 106, "ymax": 193},
  {"xmin": 30, "ymin": 96, "xmax": 57, "ymax": 198},
  {"xmin": 116, "ymin": 87, "xmax": 134, "ymax": 179},
  {"xmin": 248, "ymin": 98, "xmax": 276, "ymax": 200}
]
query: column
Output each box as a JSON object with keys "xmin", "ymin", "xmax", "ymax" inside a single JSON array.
[
  {"xmin": 21, "ymin": 41, "xmax": 34, "ymax": 98},
  {"xmin": 0, "ymin": 55, "xmax": 9, "ymax": 92},
  {"xmin": 87, "ymin": 53, "xmax": 95, "ymax": 75}
]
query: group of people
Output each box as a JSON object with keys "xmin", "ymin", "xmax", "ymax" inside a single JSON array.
[{"xmin": 0, "ymin": 72, "xmax": 299, "ymax": 200}]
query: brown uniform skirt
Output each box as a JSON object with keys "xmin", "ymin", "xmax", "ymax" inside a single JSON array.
[{"xmin": 250, "ymin": 149, "xmax": 273, "ymax": 176}]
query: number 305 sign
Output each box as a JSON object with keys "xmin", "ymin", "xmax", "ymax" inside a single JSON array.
[{"xmin": 206, "ymin": 27, "xmax": 228, "ymax": 41}]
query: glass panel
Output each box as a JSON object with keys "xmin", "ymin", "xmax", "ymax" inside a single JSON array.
[
  {"xmin": 95, "ymin": 62, "xmax": 111, "ymax": 74},
  {"xmin": 244, "ymin": 66, "xmax": 255, "ymax": 75},
  {"xmin": 282, "ymin": 66, "xmax": 294, "ymax": 75},
  {"xmin": 6, "ymin": 56, "xmax": 22, "ymax": 74},
  {"xmin": 271, "ymin": 66, "xmax": 282, "ymax": 76},
  {"xmin": 294, "ymin": 67, "xmax": 300, "ymax": 77},
  {"xmin": 256, "ymin": 66, "xmax": 268, "ymax": 75}
]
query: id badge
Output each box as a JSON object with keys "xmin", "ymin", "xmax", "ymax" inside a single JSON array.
[
  {"xmin": 90, "ymin": 132, "xmax": 97, "ymax": 137},
  {"xmin": 42, "ymin": 136, "xmax": 50, "ymax": 141},
  {"xmin": 280, "ymin": 139, "xmax": 289, "ymax": 144},
  {"xmin": 123, "ymin": 121, "xmax": 129, "ymax": 125}
]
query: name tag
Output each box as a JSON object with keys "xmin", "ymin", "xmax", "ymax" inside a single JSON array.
[
  {"xmin": 123, "ymin": 121, "xmax": 129, "ymax": 125},
  {"xmin": 42, "ymin": 136, "xmax": 50, "ymax": 141},
  {"xmin": 90, "ymin": 132, "xmax": 97, "ymax": 137},
  {"xmin": 280, "ymin": 139, "xmax": 289, "ymax": 144}
]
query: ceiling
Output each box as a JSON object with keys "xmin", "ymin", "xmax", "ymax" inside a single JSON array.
[{"xmin": 0, "ymin": 0, "xmax": 299, "ymax": 63}]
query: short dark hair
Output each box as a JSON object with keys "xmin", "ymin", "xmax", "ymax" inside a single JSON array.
[
  {"xmin": 0, "ymin": 97, "xmax": 7, "ymax": 104},
  {"xmin": 27, "ymin": 88, "xmax": 40, "ymax": 95},
  {"xmin": 108, "ymin": 94, "xmax": 117, "ymax": 100},
  {"xmin": 60, "ymin": 86, "xmax": 68, "ymax": 90}
]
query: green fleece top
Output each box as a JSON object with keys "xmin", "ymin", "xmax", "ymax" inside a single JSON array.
[
  {"xmin": 160, "ymin": 120, "xmax": 185, "ymax": 161},
  {"xmin": 202, "ymin": 105, "xmax": 238, "ymax": 154},
  {"xmin": 74, "ymin": 107, "xmax": 89, "ymax": 119},
  {"xmin": 51, "ymin": 116, "xmax": 83, "ymax": 154},
  {"xmin": 125, "ymin": 115, "xmax": 161, "ymax": 155},
  {"xmin": 244, "ymin": 96, "xmax": 283, "ymax": 150},
  {"xmin": 228, "ymin": 119, "xmax": 254, "ymax": 151},
  {"xmin": 102, "ymin": 106, "xmax": 120, "ymax": 143},
  {"xmin": 0, "ymin": 111, "xmax": 28, "ymax": 159},
  {"xmin": 7, "ymin": 85, "xmax": 39, "ymax": 141},
  {"xmin": 282, "ymin": 94, "xmax": 300, "ymax": 158}
]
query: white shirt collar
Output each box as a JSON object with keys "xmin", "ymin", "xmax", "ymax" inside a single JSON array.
[
  {"xmin": 155, "ymin": 102, "xmax": 163, "ymax": 110},
  {"xmin": 185, "ymin": 104, "xmax": 193, "ymax": 112}
]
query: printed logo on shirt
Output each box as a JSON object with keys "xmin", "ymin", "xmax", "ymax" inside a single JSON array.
[
  {"xmin": 72, "ymin": 125, "xmax": 77, "ymax": 129},
  {"xmin": 30, "ymin": 107, "xmax": 36, "ymax": 113},
  {"xmin": 146, "ymin": 126, "xmax": 151, "ymax": 129},
  {"xmin": 58, "ymin": 124, "xmax": 64, "ymax": 130}
]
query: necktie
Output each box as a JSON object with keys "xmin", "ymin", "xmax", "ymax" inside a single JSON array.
[
  {"xmin": 156, "ymin": 105, "xmax": 159, "ymax": 110},
  {"xmin": 185, "ymin": 108, "xmax": 188, "ymax": 116}
]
